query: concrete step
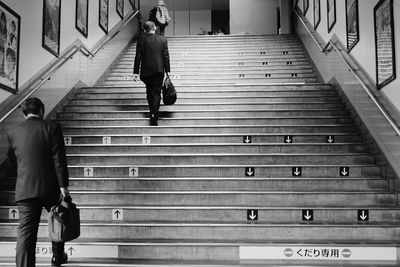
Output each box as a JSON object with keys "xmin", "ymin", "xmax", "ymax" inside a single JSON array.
[
  {"xmin": 57, "ymin": 117, "xmax": 353, "ymax": 127},
  {"xmin": 61, "ymin": 125, "xmax": 358, "ymax": 135},
  {"xmin": 59, "ymin": 133, "xmax": 364, "ymax": 144},
  {"xmin": 78, "ymin": 84, "xmax": 334, "ymax": 93},
  {"xmin": 65, "ymin": 164, "xmax": 381, "ymax": 178},
  {"xmin": 64, "ymin": 143, "xmax": 368, "ymax": 154},
  {"xmin": 2, "ymin": 204, "xmax": 398, "ymax": 223},
  {"xmin": 102, "ymin": 78, "xmax": 319, "ymax": 86},
  {"xmin": 65, "ymin": 153, "xmax": 375, "ymax": 165},
  {"xmin": 69, "ymin": 96, "xmax": 341, "ymax": 105},
  {"xmin": 2, "ymin": 221, "xmax": 400, "ymax": 241},
  {"xmin": 62, "ymin": 103, "xmax": 345, "ymax": 112},
  {"xmin": 57, "ymin": 109, "xmax": 349, "ymax": 119},
  {"xmin": 0, "ymin": 177, "xmax": 387, "ymax": 192}
]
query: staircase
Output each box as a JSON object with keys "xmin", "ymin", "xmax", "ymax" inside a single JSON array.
[{"xmin": 1, "ymin": 34, "xmax": 400, "ymax": 266}]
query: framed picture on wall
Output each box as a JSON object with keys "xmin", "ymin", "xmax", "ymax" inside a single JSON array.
[
  {"xmin": 0, "ymin": 1, "xmax": 20, "ymax": 94},
  {"xmin": 42, "ymin": 0, "xmax": 61, "ymax": 57},
  {"xmin": 327, "ymin": 0, "xmax": 336, "ymax": 33},
  {"xmin": 346, "ymin": 0, "xmax": 359, "ymax": 52},
  {"xmin": 99, "ymin": 0, "xmax": 109, "ymax": 34},
  {"xmin": 117, "ymin": 0, "xmax": 124, "ymax": 19},
  {"xmin": 130, "ymin": 0, "xmax": 136, "ymax": 9},
  {"xmin": 304, "ymin": 0, "xmax": 309, "ymax": 15},
  {"xmin": 75, "ymin": 0, "xmax": 88, "ymax": 38},
  {"xmin": 374, "ymin": 0, "xmax": 396, "ymax": 89},
  {"xmin": 313, "ymin": 0, "xmax": 321, "ymax": 30}
]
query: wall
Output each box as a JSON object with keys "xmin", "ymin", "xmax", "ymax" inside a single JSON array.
[
  {"xmin": 299, "ymin": 0, "xmax": 400, "ymax": 117},
  {"xmin": 0, "ymin": 0, "xmax": 136, "ymax": 105},
  {"xmin": 294, "ymin": 0, "xmax": 400, "ymax": 180},
  {"xmin": 230, "ymin": 0, "xmax": 280, "ymax": 34}
]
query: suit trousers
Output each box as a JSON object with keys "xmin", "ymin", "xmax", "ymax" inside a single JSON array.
[
  {"xmin": 16, "ymin": 198, "xmax": 64, "ymax": 267},
  {"xmin": 141, "ymin": 73, "xmax": 164, "ymax": 118}
]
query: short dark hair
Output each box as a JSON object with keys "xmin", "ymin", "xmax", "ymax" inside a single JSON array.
[
  {"xmin": 22, "ymin": 97, "xmax": 44, "ymax": 116},
  {"xmin": 143, "ymin": 21, "xmax": 156, "ymax": 33}
]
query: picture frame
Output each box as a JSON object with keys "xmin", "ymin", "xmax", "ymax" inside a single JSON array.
[
  {"xmin": 327, "ymin": 0, "xmax": 336, "ymax": 33},
  {"xmin": 346, "ymin": 0, "xmax": 359, "ymax": 52},
  {"xmin": 0, "ymin": 1, "xmax": 20, "ymax": 94},
  {"xmin": 117, "ymin": 0, "xmax": 124, "ymax": 20},
  {"xmin": 75, "ymin": 0, "xmax": 88, "ymax": 38},
  {"xmin": 129, "ymin": 0, "xmax": 136, "ymax": 9},
  {"xmin": 304, "ymin": 0, "xmax": 309, "ymax": 15},
  {"xmin": 42, "ymin": 0, "xmax": 61, "ymax": 57},
  {"xmin": 99, "ymin": 0, "xmax": 109, "ymax": 34},
  {"xmin": 313, "ymin": 0, "xmax": 321, "ymax": 30},
  {"xmin": 374, "ymin": 0, "xmax": 396, "ymax": 89}
]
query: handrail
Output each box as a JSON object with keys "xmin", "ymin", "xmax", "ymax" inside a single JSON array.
[
  {"xmin": 0, "ymin": 9, "xmax": 139, "ymax": 124},
  {"xmin": 293, "ymin": 7, "xmax": 400, "ymax": 136},
  {"xmin": 91, "ymin": 10, "xmax": 139, "ymax": 56}
]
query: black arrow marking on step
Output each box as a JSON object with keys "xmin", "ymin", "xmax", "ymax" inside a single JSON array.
[
  {"xmin": 247, "ymin": 209, "xmax": 258, "ymax": 221},
  {"xmin": 245, "ymin": 167, "xmax": 255, "ymax": 176},
  {"xmin": 292, "ymin": 167, "xmax": 302, "ymax": 176},
  {"xmin": 302, "ymin": 210, "xmax": 313, "ymax": 221},
  {"xmin": 68, "ymin": 247, "xmax": 74, "ymax": 256},
  {"xmin": 358, "ymin": 210, "xmax": 369, "ymax": 221}
]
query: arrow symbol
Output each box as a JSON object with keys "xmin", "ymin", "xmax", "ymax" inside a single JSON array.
[
  {"xmin": 246, "ymin": 167, "xmax": 254, "ymax": 176},
  {"xmin": 304, "ymin": 210, "xmax": 312, "ymax": 220},
  {"xmin": 10, "ymin": 210, "xmax": 17, "ymax": 218},
  {"xmin": 249, "ymin": 210, "xmax": 257, "ymax": 220},
  {"xmin": 293, "ymin": 167, "xmax": 301, "ymax": 176},
  {"xmin": 68, "ymin": 247, "xmax": 74, "ymax": 256},
  {"xmin": 114, "ymin": 210, "xmax": 121, "ymax": 219},
  {"xmin": 327, "ymin": 135, "xmax": 334, "ymax": 143},
  {"xmin": 244, "ymin": 136, "xmax": 251, "ymax": 143},
  {"xmin": 285, "ymin": 136, "xmax": 292, "ymax": 143},
  {"xmin": 64, "ymin": 137, "xmax": 70, "ymax": 144},
  {"xmin": 340, "ymin": 167, "xmax": 349, "ymax": 176},
  {"xmin": 86, "ymin": 169, "xmax": 91, "ymax": 176},
  {"xmin": 360, "ymin": 211, "xmax": 367, "ymax": 221}
]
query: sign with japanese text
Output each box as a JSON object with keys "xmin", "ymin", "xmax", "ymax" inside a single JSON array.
[{"xmin": 239, "ymin": 246, "xmax": 397, "ymax": 261}]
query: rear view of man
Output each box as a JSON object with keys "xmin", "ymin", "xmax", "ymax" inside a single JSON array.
[
  {"xmin": 133, "ymin": 21, "xmax": 171, "ymax": 126},
  {"xmin": 7, "ymin": 97, "xmax": 70, "ymax": 267}
]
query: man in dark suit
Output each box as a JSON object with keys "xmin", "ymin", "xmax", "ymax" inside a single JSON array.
[
  {"xmin": 133, "ymin": 21, "xmax": 171, "ymax": 126},
  {"xmin": 7, "ymin": 97, "xmax": 70, "ymax": 267}
]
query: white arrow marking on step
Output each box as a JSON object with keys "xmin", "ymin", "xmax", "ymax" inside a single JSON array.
[
  {"xmin": 244, "ymin": 136, "xmax": 251, "ymax": 143},
  {"xmin": 64, "ymin": 137, "xmax": 71, "ymax": 146},
  {"xmin": 360, "ymin": 211, "xmax": 368, "ymax": 221},
  {"xmin": 249, "ymin": 210, "xmax": 257, "ymax": 220},
  {"xmin": 341, "ymin": 167, "xmax": 348, "ymax": 176},
  {"xmin": 285, "ymin": 136, "xmax": 292, "ymax": 143},
  {"xmin": 293, "ymin": 168, "xmax": 301, "ymax": 176},
  {"xmin": 327, "ymin": 136, "xmax": 334, "ymax": 143},
  {"xmin": 304, "ymin": 210, "xmax": 312, "ymax": 220},
  {"xmin": 246, "ymin": 168, "xmax": 254, "ymax": 176}
]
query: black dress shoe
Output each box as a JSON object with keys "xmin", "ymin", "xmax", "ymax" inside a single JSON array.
[
  {"xmin": 150, "ymin": 115, "xmax": 158, "ymax": 126},
  {"xmin": 51, "ymin": 252, "xmax": 68, "ymax": 266}
]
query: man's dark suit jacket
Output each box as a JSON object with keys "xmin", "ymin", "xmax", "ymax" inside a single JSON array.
[
  {"xmin": 133, "ymin": 33, "xmax": 170, "ymax": 78},
  {"xmin": 7, "ymin": 117, "xmax": 69, "ymax": 203}
]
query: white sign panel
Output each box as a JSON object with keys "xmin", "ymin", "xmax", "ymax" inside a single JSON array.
[
  {"xmin": 103, "ymin": 136, "xmax": 111, "ymax": 144},
  {"xmin": 112, "ymin": 209, "xmax": 123, "ymax": 220},
  {"xmin": 142, "ymin": 136, "xmax": 151, "ymax": 144},
  {"xmin": 0, "ymin": 242, "xmax": 118, "ymax": 258},
  {"xmin": 240, "ymin": 246, "xmax": 397, "ymax": 261},
  {"xmin": 9, "ymin": 208, "xmax": 19, "ymax": 220}
]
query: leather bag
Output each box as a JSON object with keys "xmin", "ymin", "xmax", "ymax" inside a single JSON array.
[
  {"xmin": 48, "ymin": 196, "xmax": 80, "ymax": 242},
  {"xmin": 162, "ymin": 73, "xmax": 177, "ymax": 105}
]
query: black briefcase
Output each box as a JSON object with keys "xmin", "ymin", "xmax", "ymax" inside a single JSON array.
[
  {"xmin": 48, "ymin": 196, "xmax": 80, "ymax": 242},
  {"xmin": 162, "ymin": 74, "xmax": 177, "ymax": 105}
]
